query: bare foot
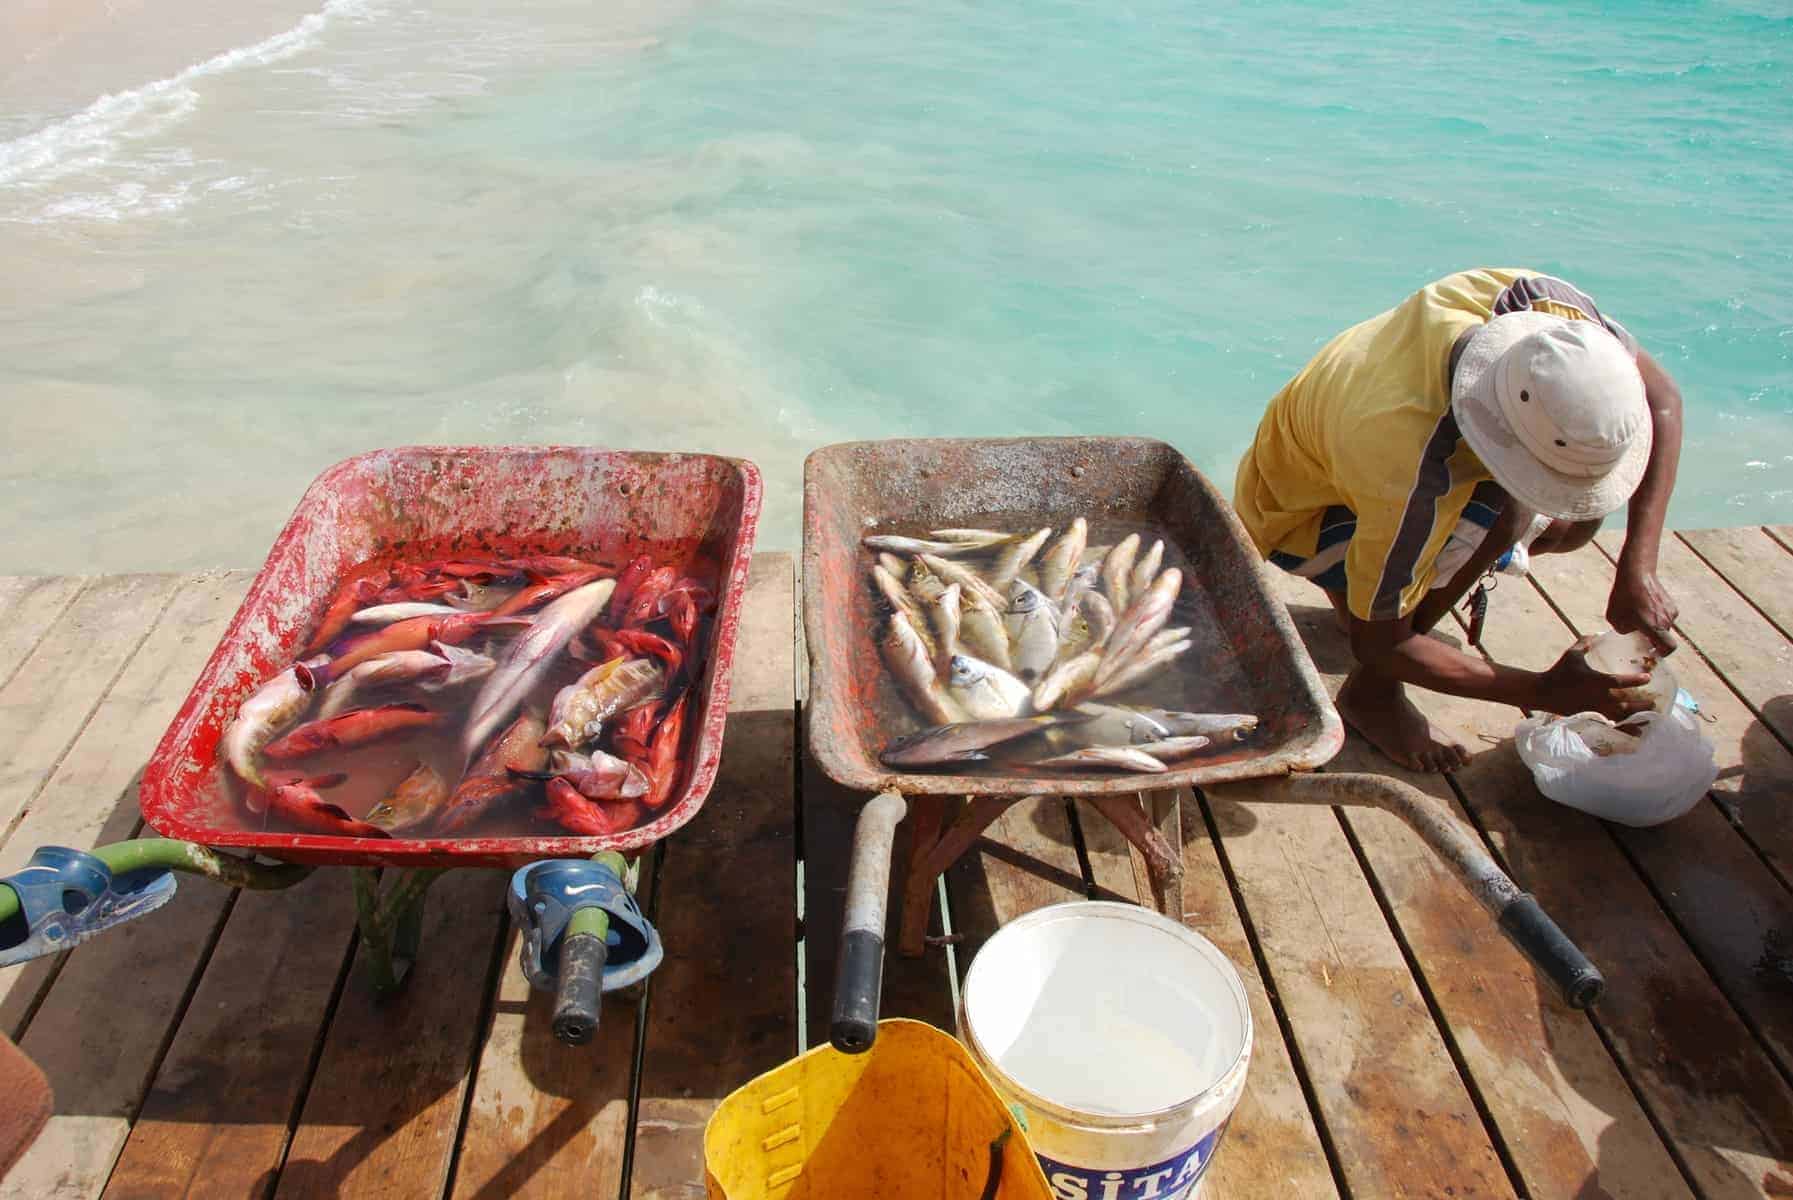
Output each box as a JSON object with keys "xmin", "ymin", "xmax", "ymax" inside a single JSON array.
[{"xmin": 1336, "ymin": 668, "xmax": 1470, "ymax": 772}]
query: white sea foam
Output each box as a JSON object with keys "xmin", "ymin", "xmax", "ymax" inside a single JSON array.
[{"xmin": 0, "ymin": 0, "xmax": 370, "ymax": 190}]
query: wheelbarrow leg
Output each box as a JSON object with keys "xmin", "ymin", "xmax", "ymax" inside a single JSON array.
[
  {"xmin": 897, "ymin": 796, "xmax": 1014, "ymax": 957},
  {"xmin": 1083, "ymin": 793, "xmax": 1184, "ymax": 919},
  {"xmin": 353, "ymin": 867, "xmax": 446, "ymax": 996}
]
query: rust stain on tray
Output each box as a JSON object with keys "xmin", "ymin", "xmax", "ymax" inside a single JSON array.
[{"xmin": 799, "ymin": 436, "xmax": 1343, "ymax": 797}]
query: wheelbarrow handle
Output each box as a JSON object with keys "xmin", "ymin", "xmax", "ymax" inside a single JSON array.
[
  {"xmin": 831, "ymin": 790, "xmax": 907, "ymax": 1054},
  {"xmin": 551, "ymin": 906, "xmax": 611, "ymax": 1045},
  {"xmin": 0, "ymin": 839, "xmax": 314, "ymax": 967},
  {"xmin": 1230, "ymin": 772, "xmax": 1604, "ymax": 1009}
]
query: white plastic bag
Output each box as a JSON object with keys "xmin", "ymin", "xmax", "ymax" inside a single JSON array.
[{"xmin": 1514, "ymin": 707, "xmax": 1716, "ymax": 827}]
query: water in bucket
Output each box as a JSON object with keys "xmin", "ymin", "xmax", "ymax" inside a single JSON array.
[{"xmin": 962, "ymin": 902, "xmax": 1252, "ymax": 1200}]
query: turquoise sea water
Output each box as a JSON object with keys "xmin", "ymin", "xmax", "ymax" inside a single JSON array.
[{"xmin": 1, "ymin": 0, "xmax": 1789, "ymax": 571}]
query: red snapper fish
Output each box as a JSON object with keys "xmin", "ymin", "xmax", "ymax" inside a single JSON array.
[
  {"xmin": 264, "ymin": 772, "xmax": 389, "ymax": 838},
  {"xmin": 300, "ymin": 611, "xmax": 525, "ymax": 690},
  {"xmin": 540, "ymin": 777, "xmax": 641, "ymax": 836},
  {"xmin": 263, "ymin": 703, "xmax": 442, "ymax": 761},
  {"xmin": 439, "ymin": 712, "xmax": 550, "ymax": 832},
  {"xmin": 304, "ymin": 568, "xmax": 390, "ymax": 656}
]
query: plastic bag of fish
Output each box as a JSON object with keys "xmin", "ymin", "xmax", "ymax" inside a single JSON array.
[{"xmin": 865, "ymin": 524, "xmax": 1257, "ymax": 772}]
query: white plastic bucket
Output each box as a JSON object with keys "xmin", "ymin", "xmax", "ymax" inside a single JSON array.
[{"xmin": 961, "ymin": 902, "xmax": 1252, "ymax": 1200}]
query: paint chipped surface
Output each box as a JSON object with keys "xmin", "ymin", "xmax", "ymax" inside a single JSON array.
[
  {"xmin": 800, "ymin": 437, "xmax": 1342, "ymax": 796},
  {"xmin": 137, "ymin": 446, "xmax": 762, "ymax": 867}
]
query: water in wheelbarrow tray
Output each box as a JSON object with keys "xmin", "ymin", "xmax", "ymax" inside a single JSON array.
[
  {"xmin": 208, "ymin": 549, "xmax": 718, "ymax": 840},
  {"xmin": 863, "ymin": 517, "xmax": 1263, "ymax": 775}
]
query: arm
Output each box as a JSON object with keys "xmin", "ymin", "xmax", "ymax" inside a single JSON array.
[
  {"xmin": 1607, "ymin": 348, "xmax": 1682, "ymax": 649},
  {"xmin": 1348, "ymin": 617, "xmax": 1652, "ymax": 719}
]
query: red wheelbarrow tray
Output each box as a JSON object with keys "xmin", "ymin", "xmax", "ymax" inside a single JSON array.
[
  {"xmin": 138, "ymin": 446, "xmax": 763, "ymax": 869},
  {"xmin": 802, "ymin": 436, "xmax": 1345, "ymax": 797}
]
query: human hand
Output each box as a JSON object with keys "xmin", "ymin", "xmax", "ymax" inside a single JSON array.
[
  {"xmin": 1607, "ymin": 564, "xmax": 1678, "ymax": 654},
  {"xmin": 1536, "ymin": 635, "xmax": 1655, "ymax": 721}
]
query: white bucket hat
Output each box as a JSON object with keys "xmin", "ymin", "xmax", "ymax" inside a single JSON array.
[{"xmin": 1452, "ymin": 311, "xmax": 1651, "ymax": 521}]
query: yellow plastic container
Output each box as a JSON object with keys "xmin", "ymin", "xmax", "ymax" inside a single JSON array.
[{"xmin": 703, "ymin": 1019, "xmax": 1054, "ymax": 1199}]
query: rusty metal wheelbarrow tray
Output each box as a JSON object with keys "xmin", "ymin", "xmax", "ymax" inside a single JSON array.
[
  {"xmin": 140, "ymin": 445, "xmax": 763, "ymax": 869},
  {"xmin": 802, "ymin": 438, "xmax": 1602, "ymax": 1051},
  {"xmin": 803, "ymin": 435, "xmax": 1342, "ymax": 798}
]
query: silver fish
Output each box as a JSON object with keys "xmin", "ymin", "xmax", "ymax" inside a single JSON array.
[
  {"xmin": 919, "ymin": 554, "xmax": 1008, "ymax": 612},
  {"xmin": 348, "ymin": 601, "xmax": 466, "ymax": 626},
  {"xmin": 1143, "ymin": 626, "xmax": 1192, "ymax": 656},
  {"xmin": 1080, "ymin": 591, "xmax": 1118, "ymax": 649},
  {"xmin": 543, "ymin": 656, "xmax": 666, "ymax": 750},
  {"xmin": 881, "ymin": 714, "xmax": 1069, "ymax": 767},
  {"xmin": 551, "ymin": 748, "xmax": 650, "ymax": 800},
  {"xmin": 907, "ymin": 559, "xmax": 948, "ymax": 605},
  {"xmin": 443, "ymin": 581, "xmax": 514, "ymax": 612},
  {"xmin": 946, "ymin": 653, "xmax": 1031, "ymax": 720},
  {"xmin": 1131, "ymin": 735, "xmax": 1212, "ymax": 760},
  {"xmin": 1100, "ymin": 534, "xmax": 1140, "ymax": 614},
  {"xmin": 957, "ymin": 590, "xmax": 1014, "ymax": 671},
  {"xmin": 866, "ymin": 534, "xmax": 995, "ymax": 557},
  {"xmin": 989, "ymin": 527, "xmax": 1052, "ymax": 590},
  {"xmin": 1096, "ymin": 568, "xmax": 1182, "ymax": 686},
  {"xmin": 877, "ymin": 552, "xmax": 908, "ymax": 579},
  {"xmin": 1129, "ymin": 539, "xmax": 1165, "ymax": 599},
  {"xmin": 1092, "ymin": 638, "xmax": 1191, "ymax": 699},
  {"xmin": 316, "ymin": 649, "xmax": 449, "ymax": 719},
  {"xmin": 1135, "ymin": 710, "xmax": 1259, "ymax": 742},
  {"xmin": 1005, "ymin": 580, "xmax": 1061, "ymax": 683},
  {"xmin": 928, "ymin": 582, "xmax": 964, "ymax": 675},
  {"xmin": 461, "ymin": 577, "xmax": 617, "ymax": 763},
  {"xmin": 222, "ymin": 657, "xmax": 327, "ymax": 798},
  {"xmin": 1038, "ymin": 518, "xmax": 1087, "ymax": 603},
  {"xmin": 872, "ymin": 564, "xmax": 936, "ymax": 659},
  {"xmin": 1031, "ymin": 650, "xmax": 1102, "ymax": 712},
  {"xmin": 1035, "ymin": 746, "xmax": 1167, "ymax": 773},
  {"xmin": 1080, "ymin": 543, "xmax": 1113, "ymax": 569},
  {"xmin": 1059, "ymin": 563, "xmax": 1100, "ymax": 623},
  {"xmin": 881, "ymin": 611, "xmax": 962, "ymax": 725},
  {"xmin": 1057, "ymin": 703, "xmax": 1171, "ymax": 747},
  {"xmin": 927, "ymin": 529, "xmax": 1018, "ymax": 547},
  {"xmin": 1055, "ymin": 607, "xmax": 1095, "ymax": 663}
]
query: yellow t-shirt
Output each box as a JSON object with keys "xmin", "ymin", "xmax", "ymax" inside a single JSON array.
[{"xmin": 1234, "ymin": 267, "xmax": 1634, "ymax": 622}]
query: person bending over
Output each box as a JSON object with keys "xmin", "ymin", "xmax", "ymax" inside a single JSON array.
[{"xmin": 1235, "ymin": 268, "xmax": 1682, "ymax": 770}]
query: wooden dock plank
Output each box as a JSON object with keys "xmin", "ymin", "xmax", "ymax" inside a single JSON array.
[
  {"xmin": 1765, "ymin": 526, "xmax": 1793, "ymax": 554},
  {"xmin": 1077, "ymin": 797, "xmax": 1342, "ymax": 1200},
  {"xmin": 1207, "ymin": 780, "xmax": 1516, "ymax": 1198},
  {"xmin": 0, "ymin": 576, "xmax": 86, "ymax": 692},
  {"xmin": 101, "ymin": 879, "xmax": 358, "ymax": 1200},
  {"xmin": 1265, "ymin": 571, "xmax": 1695, "ymax": 1199},
  {"xmin": 448, "ymin": 869, "xmax": 652, "ymax": 1200},
  {"xmin": 1372, "ymin": 556, "xmax": 1793, "ymax": 1194},
  {"xmin": 0, "ymin": 573, "xmax": 181, "ymax": 846},
  {"xmin": 1680, "ymin": 528, "xmax": 1793, "ymax": 642},
  {"xmin": 272, "ymin": 868, "xmax": 509, "ymax": 1200},
  {"xmin": 0, "ymin": 571, "xmax": 249, "ymax": 1038},
  {"xmin": 947, "ymin": 795, "xmax": 1087, "ymax": 971},
  {"xmin": 0, "ymin": 573, "xmax": 255, "ymax": 1200},
  {"xmin": 630, "ymin": 554, "xmax": 797, "ymax": 1199},
  {"xmin": 4, "ymin": 888, "xmax": 232, "ymax": 1200},
  {"xmin": 1598, "ymin": 531, "xmax": 1793, "ymax": 748},
  {"xmin": 1454, "ymin": 749, "xmax": 1793, "ymax": 1196},
  {"xmin": 1496, "ymin": 552, "xmax": 1793, "ymax": 1081},
  {"xmin": 1530, "ymin": 544, "xmax": 1793, "ymax": 886}
]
